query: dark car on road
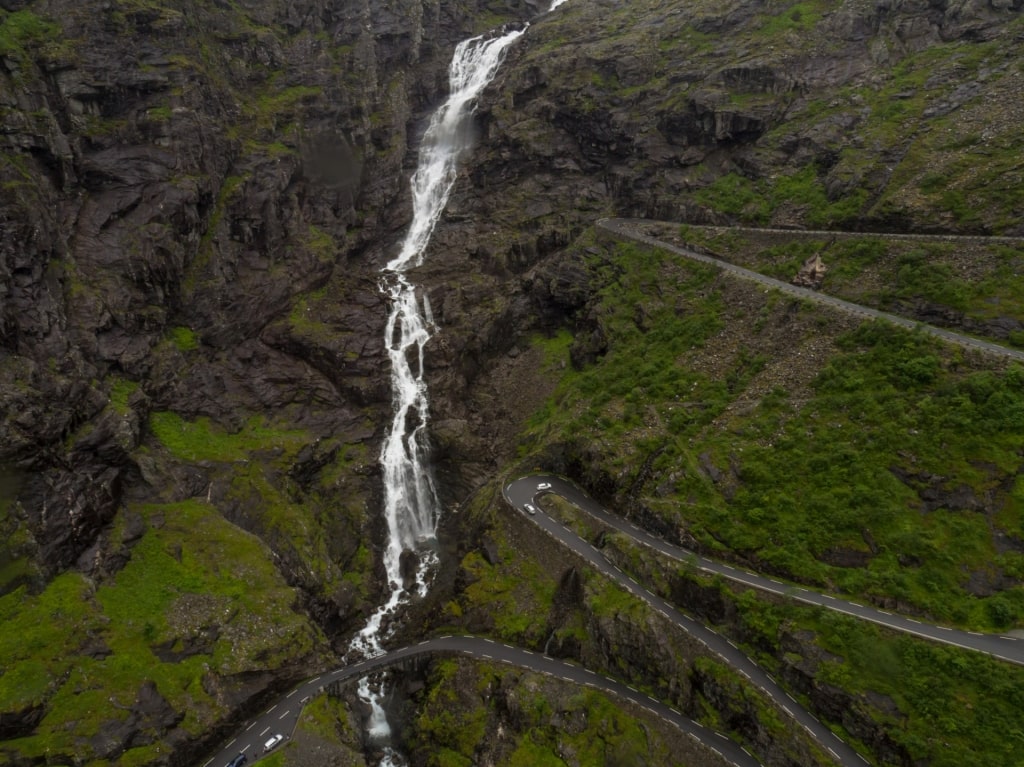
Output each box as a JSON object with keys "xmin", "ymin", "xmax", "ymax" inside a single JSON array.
[{"xmin": 226, "ymin": 754, "xmax": 247, "ymax": 767}]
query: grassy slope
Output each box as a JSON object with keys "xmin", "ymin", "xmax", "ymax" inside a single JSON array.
[
  {"xmin": 509, "ymin": 229, "xmax": 1024, "ymax": 765},
  {"xmin": 523, "ymin": 232, "xmax": 1024, "ymax": 629},
  {"xmin": 0, "ymin": 500, "xmax": 321, "ymax": 764},
  {"xmin": 407, "ymin": 658, "xmax": 694, "ymax": 767},
  {"xmin": 669, "ymin": 225, "xmax": 1024, "ymax": 344}
]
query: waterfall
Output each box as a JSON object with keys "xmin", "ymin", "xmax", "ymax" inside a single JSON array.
[
  {"xmin": 350, "ymin": 21, "xmax": 526, "ymax": 659},
  {"xmin": 346, "ymin": 23, "xmax": 527, "ymax": 767}
]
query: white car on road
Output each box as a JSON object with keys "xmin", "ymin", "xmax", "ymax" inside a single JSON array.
[
  {"xmin": 524, "ymin": 504, "xmax": 537, "ymax": 515},
  {"xmin": 264, "ymin": 734, "xmax": 285, "ymax": 753},
  {"xmin": 537, "ymin": 482, "xmax": 551, "ymax": 490}
]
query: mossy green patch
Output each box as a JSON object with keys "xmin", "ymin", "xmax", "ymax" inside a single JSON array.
[
  {"xmin": 304, "ymin": 224, "xmax": 338, "ymax": 264},
  {"xmin": 168, "ymin": 325, "xmax": 199, "ymax": 352},
  {"xmin": 756, "ymin": 1, "xmax": 826, "ymax": 36},
  {"xmin": 246, "ymin": 84, "xmax": 322, "ymax": 132},
  {"xmin": 2, "ymin": 499, "xmax": 319, "ymax": 761},
  {"xmin": 149, "ymin": 411, "xmax": 308, "ymax": 463},
  {"xmin": 695, "ymin": 166, "xmax": 868, "ymax": 227},
  {"xmin": 409, "ymin": 659, "xmax": 682, "ymax": 767},
  {"xmin": 0, "ymin": 573, "xmax": 102, "ymax": 712},
  {"xmin": 224, "ymin": 453, "xmax": 366, "ymax": 604},
  {"xmin": 107, "ymin": 377, "xmax": 139, "ymax": 415},
  {"xmin": 0, "ymin": 9, "xmax": 60, "ymax": 57},
  {"xmin": 413, "ymin": 659, "xmax": 489, "ymax": 759},
  {"xmin": 458, "ymin": 548, "xmax": 555, "ymax": 642}
]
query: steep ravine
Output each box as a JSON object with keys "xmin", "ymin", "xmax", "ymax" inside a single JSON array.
[
  {"xmin": 3, "ymin": 0, "xmax": 1024, "ymax": 764},
  {"xmin": 0, "ymin": 0, "xmax": 542, "ymax": 763},
  {"xmin": 398, "ymin": 0, "xmax": 1024, "ymax": 764}
]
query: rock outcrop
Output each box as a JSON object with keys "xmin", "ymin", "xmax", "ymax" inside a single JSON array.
[
  {"xmin": 0, "ymin": 0, "xmax": 539, "ymax": 761},
  {"xmin": 3, "ymin": 0, "xmax": 1024, "ymax": 762}
]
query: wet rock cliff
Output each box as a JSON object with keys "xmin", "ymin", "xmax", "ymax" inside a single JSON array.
[
  {"xmin": 0, "ymin": 0, "xmax": 539, "ymax": 579},
  {"xmin": 412, "ymin": 0, "xmax": 1024, "ymax": 491},
  {"xmin": 2, "ymin": 0, "xmax": 1024, "ymax": 762},
  {"xmin": 0, "ymin": 0, "xmax": 541, "ymax": 762}
]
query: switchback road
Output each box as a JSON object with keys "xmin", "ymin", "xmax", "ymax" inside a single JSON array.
[
  {"xmin": 504, "ymin": 477, "xmax": 869, "ymax": 767},
  {"xmin": 506, "ymin": 476, "xmax": 1024, "ymax": 667},
  {"xmin": 209, "ymin": 466, "xmax": 1013, "ymax": 767},
  {"xmin": 201, "ymin": 636, "xmax": 759, "ymax": 767}
]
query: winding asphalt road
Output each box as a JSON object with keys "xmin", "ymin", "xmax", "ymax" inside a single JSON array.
[
  {"xmin": 598, "ymin": 217, "xmax": 1024, "ymax": 363},
  {"xmin": 201, "ymin": 635, "xmax": 760, "ymax": 767},
  {"xmin": 506, "ymin": 476, "xmax": 1024, "ymax": 668},
  {"xmin": 504, "ymin": 477, "xmax": 869, "ymax": 767}
]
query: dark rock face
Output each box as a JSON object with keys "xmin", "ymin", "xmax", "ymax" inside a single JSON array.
[
  {"xmin": 20, "ymin": 462, "xmax": 123, "ymax": 572},
  {"xmin": 0, "ymin": 0, "xmax": 538, "ymax": 761},
  {"xmin": 2, "ymin": 0, "xmax": 1023, "ymax": 761},
  {"xmin": 90, "ymin": 681, "xmax": 184, "ymax": 760},
  {"xmin": 778, "ymin": 631, "xmax": 913, "ymax": 766},
  {"xmin": 0, "ymin": 702, "xmax": 45, "ymax": 740},
  {"xmin": 0, "ymin": 0, "xmax": 538, "ymax": 575}
]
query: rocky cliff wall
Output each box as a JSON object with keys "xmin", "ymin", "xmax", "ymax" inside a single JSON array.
[
  {"xmin": 0, "ymin": 0, "xmax": 540, "ymax": 762},
  {"xmin": 3, "ymin": 0, "xmax": 1024, "ymax": 762},
  {"xmin": 0, "ymin": 0, "xmax": 537, "ymax": 575}
]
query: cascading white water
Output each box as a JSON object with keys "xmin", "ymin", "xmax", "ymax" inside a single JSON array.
[
  {"xmin": 350, "ymin": 22, "xmax": 527, "ymax": 659},
  {"xmin": 347, "ymin": 23, "xmax": 528, "ymax": 767}
]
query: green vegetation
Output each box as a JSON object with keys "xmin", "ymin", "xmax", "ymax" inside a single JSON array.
[
  {"xmin": 149, "ymin": 411, "xmax": 308, "ymax": 463},
  {"xmin": 756, "ymin": 1, "xmax": 826, "ymax": 36},
  {"xmin": 145, "ymin": 104, "xmax": 174, "ymax": 121},
  {"xmin": 108, "ymin": 377, "xmax": 139, "ymax": 415},
  {"xmin": 413, "ymin": 659, "xmax": 489, "ymax": 761},
  {"xmin": 0, "ymin": 572, "xmax": 100, "ymax": 712},
  {"xmin": 0, "ymin": 500, "xmax": 319, "ymax": 760},
  {"xmin": 246, "ymin": 83, "xmax": 322, "ymax": 132},
  {"xmin": 669, "ymin": 225, "xmax": 1024, "ymax": 341},
  {"xmin": 0, "ymin": 9, "xmax": 60, "ymax": 57},
  {"xmin": 449, "ymin": 489, "xmax": 558, "ymax": 643},
  {"xmin": 544, "ymin": 483, "xmax": 1024, "ymax": 767},
  {"xmin": 168, "ymin": 325, "xmax": 199, "ymax": 352},
  {"xmin": 695, "ymin": 167, "xmax": 868, "ymax": 227},
  {"xmin": 410, "ymin": 659, "xmax": 682, "ymax": 766},
  {"xmin": 146, "ymin": 409, "xmax": 371, "ymax": 606},
  {"xmin": 678, "ymin": 9, "xmax": 1024, "ymax": 232},
  {"xmin": 695, "ymin": 173, "xmax": 770, "ymax": 222},
  {"xmin": 294, "ymin": 694, "xmax": 346, "ymax": 740},
  {"xmin": 522, "ymin": 237, "xmax": 1024, "ymax": 629},
  {"xmin": 612, "ymin": 524, "xmax": 1024, "ymax": 767},
  {"xmin": 304, "ymin": 224, "xmax": 338, "ymax": 264},
  {"xmin": 224, "ymin": 445, "xmax": 370, "ymax": 600}
]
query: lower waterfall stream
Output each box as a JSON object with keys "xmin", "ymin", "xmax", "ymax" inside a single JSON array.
[{"xmin": 345, "ymin": 21, "xmax": 531, "ymax": 767}]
